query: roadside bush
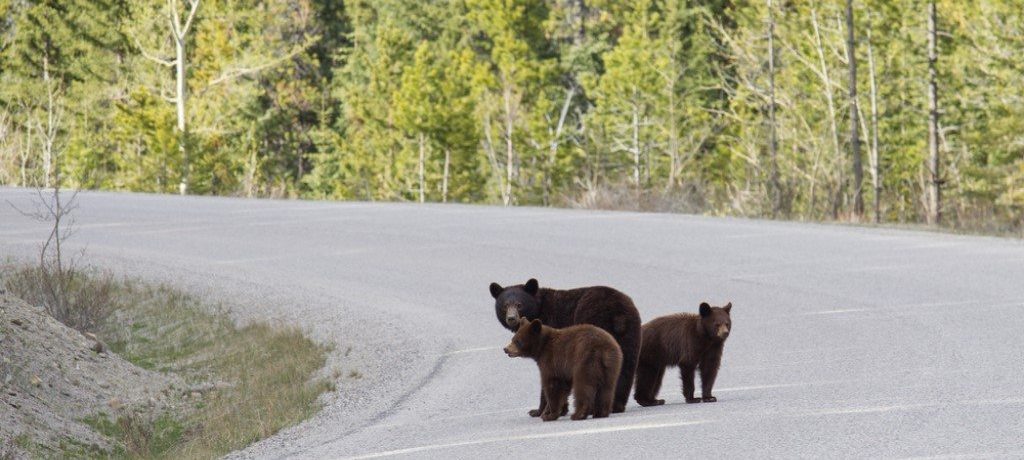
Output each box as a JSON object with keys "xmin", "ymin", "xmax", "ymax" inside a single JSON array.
[{"xmin": 2, "ymin": 265, "xmax": 115, "ymax": 334}]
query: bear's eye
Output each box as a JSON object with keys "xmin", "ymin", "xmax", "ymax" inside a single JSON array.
[{"xmin": 514, "ymin": 339, "xmax": 523, "ymax": 348}]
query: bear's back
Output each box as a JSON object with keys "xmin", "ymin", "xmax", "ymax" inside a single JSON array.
[
  {"xmin": 543, "ymin": 324, "xmax": 622, "ymax": 372},
  {"xmin": 539, "ymin": 286, "xmax": 639, "ymax": 332},
  {"xmin": 640, "ymin": 313, "xmax": 705, "ymax": 366}
]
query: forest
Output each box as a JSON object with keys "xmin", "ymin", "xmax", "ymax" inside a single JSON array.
[{"xmin": 1, "ymin": 0, "xmax": 1022, "ymax": 232}]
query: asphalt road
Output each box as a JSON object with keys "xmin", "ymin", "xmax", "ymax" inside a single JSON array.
[{"xmin": 2, "ymin": 188, "xmax": 1023, "ymax": 459}]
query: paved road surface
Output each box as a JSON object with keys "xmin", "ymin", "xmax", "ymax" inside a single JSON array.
[{"xmin": 2, "ymin": 188, "xmax": 1023, "ymax": 459}]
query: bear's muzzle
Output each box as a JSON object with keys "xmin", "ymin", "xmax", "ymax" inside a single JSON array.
[{"xmin": 504, "ymin": 306, "xmax": 521, "ymax": 327}]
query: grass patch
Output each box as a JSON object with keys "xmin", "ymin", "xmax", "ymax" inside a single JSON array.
[
  {"xmin": 2, "ymin": 265, "xmax": 334, "ymax": 459},
  {"xmin": 5, "ymin": 434, "xmax": 107, "ymax": 460},
  {"xmin": 83, "ymin": 412, "xmax": 185, "ymax": 458},
  {"xmin": 102, "ymin": 281, "xmax": 334, "ymax": 459}
]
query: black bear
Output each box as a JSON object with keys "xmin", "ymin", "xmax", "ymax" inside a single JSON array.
[
  {"xmin": 489, "ymin": 278, "xmax": 641, "ymax": 414},
  {"xmin": 503, "ymin": 319, "xmax": 623, "ymax": 421},
  {"xmin": 633, "ymin": 302, "xmax": 732, "ymax": 406}
]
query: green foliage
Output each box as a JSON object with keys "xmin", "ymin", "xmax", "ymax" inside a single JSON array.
[{"xmin": 1, "ymin": 0, "xmax": 1022, "ymax": 232}]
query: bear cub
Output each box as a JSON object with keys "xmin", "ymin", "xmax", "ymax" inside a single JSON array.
[
  {"xmin": 504, "ymin": 319, "xmax": 623, "ymax": 421},
  {"xmin": 634, "ymin": 302, "xmax": 732, "ymax": 406}
]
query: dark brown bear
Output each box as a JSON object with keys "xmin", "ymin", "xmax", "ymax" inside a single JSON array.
[
  {"xmin": 503, "ymin": 319, "xmax": 623, "ymax": 421},
  {"xmin": 489, "ymin": 279, "xmax": 641, "ymax": 415},
  {"xmin": 633, "ymin": 302, "xmax": 732, "ymax": 406}
]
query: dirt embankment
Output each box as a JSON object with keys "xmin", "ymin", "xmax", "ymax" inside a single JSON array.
[{"xmin": 0, "ymin": 294, "xmax": 180, "ymax": 456}]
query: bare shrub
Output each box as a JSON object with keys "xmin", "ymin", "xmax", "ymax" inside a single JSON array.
[
  {"xmin": 5, "ymin": 182, "xmax": 114, "ymax": 332},
  {"xmin": 115, "ymin": 412, "xmax": 160, "ymax": 458},
  {"xmin": 563, "ymin": 180, "xmax": 709, "ymax": 214},
  {"xmin": 2, "ymin": 265, "xmax": 115, "ymax": 334}
]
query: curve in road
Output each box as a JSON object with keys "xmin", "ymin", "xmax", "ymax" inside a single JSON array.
[{"xmin": 2, "ymin": 188, "xmax": 1023, "ymax": 458}]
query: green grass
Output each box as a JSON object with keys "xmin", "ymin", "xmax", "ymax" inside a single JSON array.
[
  {"xmin": 3, "ymin": 266, "xmax": 335, "ymax": 459},
  {"xmin": 83, "ymin": 412, "xmax": 185, "ymax": 459},
  {"xmin": 100, "ymin": 281, "xmax": 334, "ymax": 459}
]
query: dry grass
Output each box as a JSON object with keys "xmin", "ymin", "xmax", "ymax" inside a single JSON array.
[
  {"xmin": 562, "ymin": 183, "xmax": 1024, "ymax": 239},
  {"xmin": 564, "ymin": 182, "xmax": 709, "ymax": 214},
  {"xmin": 2, "ymin": 264, "xmax": 115, "ymax": 333},
  {"xmin": 2, "ymin": 264, "xmax": 333, "ymax": 459}
]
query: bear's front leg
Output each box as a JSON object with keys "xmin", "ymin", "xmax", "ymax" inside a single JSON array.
[
  {"xmin": 634, "ymin": 361, "xmax": 667, "ymax": 407},
  {"xmin": 541, "ymin": 379, "xmax": 570, "ymax": 422},
  {"xmin": 529, "ymin": 390, "xmax": 546, "ymax": 417},
  {"xmin": 681, "ymin": 365, "xmax": 700, "ymax": 403},
  {"xmin": 699, "ymin": 351, "xmax": 722, "ymax": 403}
]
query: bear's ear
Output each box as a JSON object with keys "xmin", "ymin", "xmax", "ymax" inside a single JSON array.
[
  {"xmin": 723, "ymin": 302, "xmax": 732, "ymax": 314},
  {"xmin": 529, "ymin": 319, "xmax": 542, "ymax": 335},
  {"xmin": 699, "ymin": 302, "xmax": 711, "ymax": 317},
  {"xmin": 524, "ymin": 278, "xmax": 539, "ymax": 296},
  {"xmin": 489, "ymin": 282, "xmax": 503, "ymax": 299}
]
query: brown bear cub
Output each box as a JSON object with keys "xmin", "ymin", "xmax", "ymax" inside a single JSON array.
[
  {"xmin": 634, "ymin": 302, "xmax": 732, "ymax": 406},
  {"xmin": 504, "ymin": 319, "xmax": 623, "ymax": 421},
  {"xmin": 490, "ymin": 279, "xmax": 641, "ymax": 415}
]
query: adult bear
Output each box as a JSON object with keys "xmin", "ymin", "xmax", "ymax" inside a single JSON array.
[{"xmin": 489, "ymin": 278, "xmax": 642, "ymax": 414}]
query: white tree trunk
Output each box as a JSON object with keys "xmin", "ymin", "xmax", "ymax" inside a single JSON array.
[
  {"xmin": 481, "ymin": 113, "xmax": 505, "ymax": 200},
  {"xmin": 0, "ymin": 113, "xmax": 9, "ymax": 185},
  {"xmin": 927, "ymin": 0, "xmax": 941, "ymax": 225},
  {"xmin": 867, "ymin": 18, "xmax": 881, "ymax": 223},
  {"xmin": 35, "ymin": 54, "xmax": 63, "ymax": 190},
  {"xmin": 502, "ymin": 79, "xmax": 515, "ymax": 207},
  {"xmin": 175, "ymin": 34, "xmax": 189, "ymax": 195},
  {"xmin": 442, "ymin": 148, "xmax": 450, "ymax": 203},
  {"xmin": 632, "ymin": 101, "xmax": 641, "ymax": 189},
  {"xmin": 767, "ymin": 0, "xmax": 780, "ymax": 215},
  {"xmin": 41, "ymin": 55, "xmax": 53, "ymax": 188},
  {"xmin": 812, "ymin": 9, "xmax": 843, "ymax": 217},
  {"xmin": 846, "ymin": 0, "xmax": 863, "ymax": 218},
  {"xmin": 666, "ymin": 77, "xmax": 679, "ymax": 191},
  {"xmin": 138, "ymin": 0, "xmax": 200, "ymax": 195},
  {"xmin": 417, "ymin": 132, "xmax": 426, "ymax": 203}
]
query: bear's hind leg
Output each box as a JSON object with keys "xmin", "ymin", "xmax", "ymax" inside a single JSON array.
[
  {"xmin": 571, "ymin": 381, "xmax": 596, "ymax": 421},
  {"xmin": 593, "ymin": 371, "xmax": 617, "ymax": 418},
  {"xmin": 612, "ymin": 322, "xmax": 641, "ymax": 413},
  {"xmin": 634, "ymin": 361, "xmax": 666, "ymax": 407}
]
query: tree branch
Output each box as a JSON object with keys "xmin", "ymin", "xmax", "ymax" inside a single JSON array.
[
  {"xmin": 136, "ymin": 39, "xmax": 176, "ymax": 67},
  {"xmin": 207, "ymin": 39, "xmax": 313, "ymax": 86},
  {"xmin": 181, "ymin": 0, "xmax": 200, "ymax": 36},
  {"xmin": 168, "ymin": 0, "xmax": 181, "ymax": 38}
]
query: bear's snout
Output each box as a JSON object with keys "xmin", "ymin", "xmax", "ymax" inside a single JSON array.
[
  {"xmin": 504, "ymin": 306, "xmax": 521, "ymax": 327},
  {"xmin": 503, "ymin": 345, "xmax": 519, "ymax": 357},
  {"xmin": 717, "ymin": 325, "xmax": 730, "ymax": 339}
]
